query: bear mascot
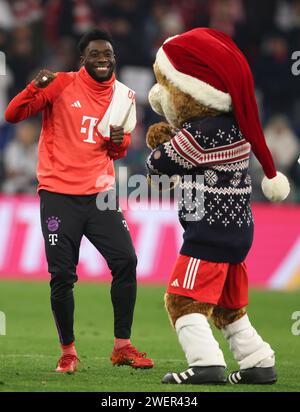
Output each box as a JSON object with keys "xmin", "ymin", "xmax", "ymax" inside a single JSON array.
[{"xmin": 146, "ymin": 28, "xmax": 290, "ymax": 385}]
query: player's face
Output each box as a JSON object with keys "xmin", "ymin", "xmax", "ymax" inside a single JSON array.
[{"xmin": 82, "ymin": 40, "xmax": 116, "ymax": 82}]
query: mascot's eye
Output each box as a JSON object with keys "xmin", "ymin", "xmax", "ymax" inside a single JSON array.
[{"xmin": 154, "ymin": 150, "xmax": 161, "ymax": 160}]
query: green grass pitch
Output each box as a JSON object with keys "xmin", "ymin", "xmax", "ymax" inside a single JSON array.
[{"xmin": 0, "ymin": 280, "xmax": 299, "ymax": 392}]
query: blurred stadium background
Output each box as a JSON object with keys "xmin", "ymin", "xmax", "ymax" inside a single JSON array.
[
  {"xmin": 0, "ymin": 0, "xmax": 300, "ymax": 288},
  {"xmin": 0, "ymin": 0, "xmax": 300, "ymax": 393}
]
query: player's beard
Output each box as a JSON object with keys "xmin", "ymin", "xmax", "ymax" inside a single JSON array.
[{"xmin": 86, "ymin": 63, "xmax": 115, "ymax": 82}]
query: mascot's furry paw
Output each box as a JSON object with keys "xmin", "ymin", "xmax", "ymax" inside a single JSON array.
[{"xmin": 146, "ymin": 122, "xmax": 174, "ymax": 150}]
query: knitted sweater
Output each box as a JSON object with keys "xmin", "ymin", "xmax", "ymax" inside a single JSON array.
[{"xmin": 146, "ymin": 114, "xmax": 254, "ymax": 263}]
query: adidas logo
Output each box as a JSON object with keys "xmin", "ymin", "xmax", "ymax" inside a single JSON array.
[
  {"xmin": 172, "ymin": 368, "xmax": 195, "ymax": 384},
  {"xmin": 228, "ymin": 371, "xmax": 242, "ymax": 384},
  {"xmin": 71, "ymin": 100, "xmax": 82, "ymax": 108},
  {"xmin": 171, "ymin": 279, "xmax": 180, "ymax": 288}
]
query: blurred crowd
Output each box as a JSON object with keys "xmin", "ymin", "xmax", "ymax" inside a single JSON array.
[{"xmin": 0, "ymin": 0, "xmax": 300, "ymax": 201}]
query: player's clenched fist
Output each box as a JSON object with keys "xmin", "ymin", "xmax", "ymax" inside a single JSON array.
[
  {"xmin": 34, "ymin": 69, "xmax": 56, "ymax": 88},
  {"xmin": 110, "ymin": 125, "xmax": 124, "ymax": 145}
]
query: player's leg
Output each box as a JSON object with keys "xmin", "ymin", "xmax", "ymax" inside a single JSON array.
[
  {"xmin": 212, "ymin": 262, "xmax": 277, "ymax": 384},
  {"xmin": 162, "ymin": 256, "xmax": 228, "ymax": 384},
  {"xmin": 84, "ymin": 196, "xmax": 153, "ymax": 368},
  {"xmin": 39, "ymin": 190, "xmax": 84, "ymax": 372}
]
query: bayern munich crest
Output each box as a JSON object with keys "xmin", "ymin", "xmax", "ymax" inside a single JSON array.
[{"xmin": 46, "ymin": 216, "xmax": 61, "ymax": 232}]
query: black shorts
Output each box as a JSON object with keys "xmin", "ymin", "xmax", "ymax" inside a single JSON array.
[{"xmin": 39, "ymin": 189, "xmax": 137, "ymax": 280}]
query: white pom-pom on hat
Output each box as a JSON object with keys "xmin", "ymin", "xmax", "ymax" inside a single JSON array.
[{"xmin": 261, "ymin": 172, "xmax": 290, "ymax": 203}]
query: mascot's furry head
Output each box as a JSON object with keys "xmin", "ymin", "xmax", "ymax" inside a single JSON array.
[{"xmin": 147, "ymin": 28, "xmax": 290, "ymax": 202}]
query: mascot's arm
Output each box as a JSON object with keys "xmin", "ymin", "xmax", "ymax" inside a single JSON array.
[
  {"xmin": 146, "ymin": 121, "xmax": 190, "ymax": 177},
  {"xmin": 147, "ymin": 123, "xmax": 252, "ymax": 176},
  {"xmin": 146, "ymin": 125, "xmax": 210, "ymax": 176},
  {"xmin": 146, "ymin": 139, "xmax": 193, "ymax": 177}
]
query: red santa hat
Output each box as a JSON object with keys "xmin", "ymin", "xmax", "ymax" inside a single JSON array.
[{"xmin": 153, "ymin": 28, "xmax": 290, "ymax": 202}]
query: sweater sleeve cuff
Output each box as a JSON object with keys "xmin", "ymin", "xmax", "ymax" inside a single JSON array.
[
  {"xmin": 108, "ymin": 133, "xmax": 131, "ymax": 153},
  {"xmin": 108, "ymin": 141, "xmax": 125, "ymax": 152}
]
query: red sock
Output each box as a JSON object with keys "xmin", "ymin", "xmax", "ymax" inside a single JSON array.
[
  {"xmin": 61, "ymin": 342, "xmax": 77, "ymax": 356},
  {"xmin": 114, "ymin": 338, "xmax": 131, "ymax": 350}
]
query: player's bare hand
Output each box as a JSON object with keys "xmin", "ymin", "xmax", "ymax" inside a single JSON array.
[
  {"xmin": 34, "ymin": 69, "xmax": 56, "ymax": 88},
  {"xmin": 110, "ymin": 125, "xmax": 124, "ymax": 145}
]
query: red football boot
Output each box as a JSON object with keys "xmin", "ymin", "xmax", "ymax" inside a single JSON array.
[
  {"xmin": 55, "ymin": 354, "xmax": 79, "ymax": 373},
  {"xmin": 111, "ymin": 345, "xmax": 154, "ymax": 369}
]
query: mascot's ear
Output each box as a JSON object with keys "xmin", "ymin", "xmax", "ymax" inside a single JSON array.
[{"xmin": 148, "ymin": 83, "xmax": 164, "ymax": 116}]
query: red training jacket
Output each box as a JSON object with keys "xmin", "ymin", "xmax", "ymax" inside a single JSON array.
[{"xmin": 5, "ymin": 67, "xmax": 132, "ymax": 195}]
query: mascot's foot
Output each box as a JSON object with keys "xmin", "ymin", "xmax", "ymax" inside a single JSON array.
[
  {"xmin": 162, "ymin": 366, "xmax": 226, "ymax": 385},
  {"xmin": 228, "ymin": 367, "xmax": 277, "ymax": 385}
]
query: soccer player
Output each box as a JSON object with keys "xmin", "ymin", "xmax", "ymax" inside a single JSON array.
[{"xmin": 5, "ymin": 29, "xmax": 154, "ymax": 373}]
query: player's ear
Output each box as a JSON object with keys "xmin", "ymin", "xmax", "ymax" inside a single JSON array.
[{"xmin": 79, "ymin": 55, "xmax": 85, "ymax": 67}]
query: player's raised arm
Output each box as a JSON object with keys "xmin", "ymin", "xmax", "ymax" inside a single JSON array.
[{"xmin": 5, "ymin": 69, "xmax": 57, "ymax": 123}]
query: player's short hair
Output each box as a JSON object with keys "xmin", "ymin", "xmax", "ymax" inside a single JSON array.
[{"xmin": 78, "ymin": 29, "xmax": 114, "ymax": 55}]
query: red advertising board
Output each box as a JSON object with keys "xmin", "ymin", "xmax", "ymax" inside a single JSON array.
[{"xmin": 0, "ymin": 195, "xmax": 299, "ymax": 290}]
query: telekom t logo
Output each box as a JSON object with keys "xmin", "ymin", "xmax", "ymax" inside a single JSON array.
[
  {"xmin": 49, "ymin": 234, "xmax": 58, "ymax": 246},
  {"xmin": 80, "ymin": 116, "xmax": 98, "ymax": 144}
]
